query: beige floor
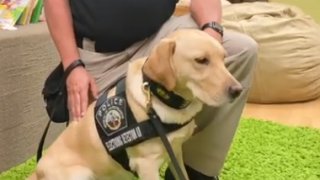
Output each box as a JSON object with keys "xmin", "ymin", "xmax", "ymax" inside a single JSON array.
[{"xmin": 242, "ymin": 98, "xmax": 320, "ymax": 129}]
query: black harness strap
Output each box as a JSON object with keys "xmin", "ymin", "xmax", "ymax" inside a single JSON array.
[{"xmin": 148, "ymin": 108, "xmax": 187, "ymax": 180}]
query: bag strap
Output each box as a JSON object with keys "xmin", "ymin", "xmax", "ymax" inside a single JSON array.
[{"xmin": 36, "ymin": 59, "xmax": 85, "ymax": 162}]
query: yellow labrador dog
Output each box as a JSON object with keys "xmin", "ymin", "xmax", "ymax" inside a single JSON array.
[{"xmin": 29, "ymin": 29, "xmax": 242, "ymax": 180}]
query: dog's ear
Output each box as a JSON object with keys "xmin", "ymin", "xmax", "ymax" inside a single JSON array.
[{"xmin": 143, "ymin": 39, "xmax": 176, "ymax": 91}]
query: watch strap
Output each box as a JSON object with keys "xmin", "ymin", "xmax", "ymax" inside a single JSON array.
[
  {"xmin": 201, "ymin": 21, "xmax": 224, "ymax": 37},
  {"xmin": 63, "ymin": 59, "xmax": 85, "ymax": 81}
]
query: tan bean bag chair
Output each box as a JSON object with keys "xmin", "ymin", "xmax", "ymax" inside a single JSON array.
[
  {"xmin": 175, "ymin": 0, "xmax": 231, "ymax": 16},
  {"xmin": 222, "ymin": 2, "xmax": 320, "ymax": 103}
]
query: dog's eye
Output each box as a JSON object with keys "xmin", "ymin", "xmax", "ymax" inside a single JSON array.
[{"xmin": 195, "ymin": 57, "xmax": 209, "ymax": 65}]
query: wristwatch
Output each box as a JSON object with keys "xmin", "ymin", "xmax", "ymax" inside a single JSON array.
[{"xmin": 201, "ymin": 22, "xmax": 224, "ymax": 37}]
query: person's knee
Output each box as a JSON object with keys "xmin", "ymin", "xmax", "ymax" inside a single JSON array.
[
  {"xmin": 242, "ymin": 35, "xmax": 258, "ymax": 65},
  {"xmin": 224, "ymin": 32, "xmax": 259, "ymax": 87},
  {"xmin": 242, "ymin": 35, "xmax": 258, "ymax": 74},
  {"xmin": 239, "ymin": 36, "xmax": 258, "ymax": 88},
  {"xmin": 225, "ymin": 31, "xmax": 258, "ymax": 65}
]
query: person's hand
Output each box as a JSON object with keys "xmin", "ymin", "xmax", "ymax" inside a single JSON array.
[
  {"xmin": 203, "ymin": 28, "xmax": 222, "ymax": 43},
  {"xmin": 66, "ymin": 66, "xmax": 98, "ymax": 120}
]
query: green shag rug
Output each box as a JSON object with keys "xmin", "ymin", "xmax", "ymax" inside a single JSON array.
[
  {"xmin": 1, "ymin": 118, "xmax": 320, "ymax": 180},
  {"xmin": 221, "ymin": 119, "xmax": 320, "ymax": 180}
]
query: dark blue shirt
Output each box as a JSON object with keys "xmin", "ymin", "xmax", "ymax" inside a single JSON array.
[{"xmin": 70, "ymin": 0, "xmax": 177, "ymax": 52}]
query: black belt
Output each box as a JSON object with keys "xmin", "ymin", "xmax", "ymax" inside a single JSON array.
[
  {"xmin": 75, "ymin": 35, "xmax": 84, "ymax": 49},
  {"xmin": 76, "ymin": 35, "xmax": 135, "ymax": 53}
]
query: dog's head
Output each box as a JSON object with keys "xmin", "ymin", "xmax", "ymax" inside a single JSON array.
[{"xmin": 143, "ymin": 29, "xmax": 242, "ymax": 106}]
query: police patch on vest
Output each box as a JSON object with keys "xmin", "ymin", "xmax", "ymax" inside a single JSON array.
[{"xmin": 95, "ymin": 96, "xmax": 128, "ymax": 136}]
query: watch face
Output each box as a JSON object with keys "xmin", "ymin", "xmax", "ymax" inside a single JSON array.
[{"xmin": 211, "ymin": 22, "xmax": 223, "ymax": 31}]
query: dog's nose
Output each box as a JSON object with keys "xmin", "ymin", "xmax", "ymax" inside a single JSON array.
[{"xmin": 228, "ymin": 85, "xmax": 243, "ymax": 99}]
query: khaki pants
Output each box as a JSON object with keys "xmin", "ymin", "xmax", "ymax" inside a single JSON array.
[{"xmin": 79, "ymin": 14, "xmax": 258, "ymax": 176}]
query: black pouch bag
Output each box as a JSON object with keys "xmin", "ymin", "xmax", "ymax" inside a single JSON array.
[
  {"xmin": 42, "ymin": 60, "xmax": 85, "ymax": 123},
  {"xmin": 37, "ymin": 60, "xmax": 85, "ymax": 162}
]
